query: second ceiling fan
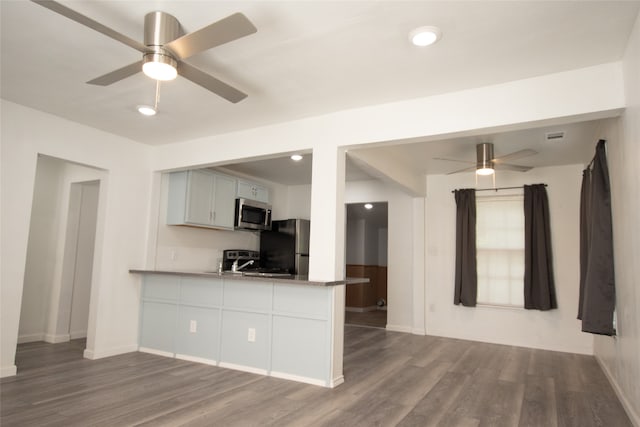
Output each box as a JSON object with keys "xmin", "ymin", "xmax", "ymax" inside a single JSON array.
[
  {"xmin": 31, "ymin": 0, "xmax": 257, "ymax": 103},
  {"xmin": 434, "ymin": 143, "xmax": 537, "ymax": 175}
]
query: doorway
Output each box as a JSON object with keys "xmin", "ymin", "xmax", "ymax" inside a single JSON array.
[
  {"xmin": 18, "ymin": 155, "xmax": 102, "ymax": 367},
  {"xmin": 344, "ymin": 202, "xmax": 388, "ymax": 328}
]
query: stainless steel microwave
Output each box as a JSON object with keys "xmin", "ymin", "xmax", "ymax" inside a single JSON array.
[{"xmin": 235, "ymin": 198, "xmax": 272, "ymax": 231}]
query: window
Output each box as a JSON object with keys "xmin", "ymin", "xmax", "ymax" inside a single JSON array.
[{"xmin": 476, "ymin": 194, "xmax": 524, "ymax": 307}]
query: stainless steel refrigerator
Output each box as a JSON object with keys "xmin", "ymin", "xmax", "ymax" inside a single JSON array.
[{"xmin": 259, "ymin": 219, "xmax": 310, "ymax": 275}]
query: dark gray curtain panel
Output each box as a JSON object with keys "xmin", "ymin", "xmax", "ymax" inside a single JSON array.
[
  {"xmin": 523, "ymin": 184, "xmax": 557, "ymax": 310},
  {"xmin": 577, "ymin": 168, "xmax": 591, "ymax": 319},
  {"xmin": 454, "ymin": 189, "xmax": 477, "ymax": 307},
  {"xmin": 578, "ymin": 140, "xmax": 616, "ymax": 335}
]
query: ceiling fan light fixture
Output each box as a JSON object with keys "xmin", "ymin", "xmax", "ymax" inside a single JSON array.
[
  {"xmin": 142, "ymin": 53, "xmax": 177, "ymax": 81},
  {"xmin": 476, "ymin": 167, "xmax": 494, "ymax": 176},
  {"xmin": 137, "ymin": 105, "xmax": 157, "ymax": 116}
]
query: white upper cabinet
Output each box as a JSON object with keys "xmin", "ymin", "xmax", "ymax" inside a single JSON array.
[
  {"xmin": 237, "ymin": 180, "xmax": 269, "ymax": 203},
  {"xmin": 167, "ymin": 170, "xmax": 236, "ymax": 230}
]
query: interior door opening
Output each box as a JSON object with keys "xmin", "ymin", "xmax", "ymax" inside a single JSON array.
[
  {"xmin": 344, "ymin": 202, "xmax": 388, "ymax": 329},
  {"xmin": 17, "ymin": 155, "xmax": 102, "ymax": 369}
]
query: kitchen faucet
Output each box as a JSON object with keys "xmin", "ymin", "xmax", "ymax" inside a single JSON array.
[{"xmin": 231, "ymin": 259, "xmax": 254, "ymax": 272}]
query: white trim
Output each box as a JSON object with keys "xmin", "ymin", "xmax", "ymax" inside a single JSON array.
[
  {"xmin": 270, "ymin": 371, "xmax": 328, "ymax": 387},
  {"xmin": 1, "ymin": 365, "xmax": 17, "ymax": 378},
  {"xmin": 385, "ymin": 324, "xmax": 412, "ymax": 333},
  {"xmin": 83, "ymin": 344, "xmax": 139, "ymax": 360},
  {"xmin": 595, "ymin": 355, "xmax": 640, "ymax": 427},
  {"xmin": 412, "ymin": 328, "xmax": 426, "ymax": 336},
  {"xmin": 218, "ymin": 362, "xmax": 268, "ymax": 376},
  {"xmin": 175, "ymin": 354, "xmax": 217, "ymax": 366},
  {"xmin": 17, "ymin": 333, "xmax": 45, "ymax": 344},
  {"xmin": 330, "ymin": 375, "xmax": 345, "ymax": 388},
  {"xmin": 137, "ymin": 347, "xmax": 174, "ymax": 359},
  {"xmin": 44, "ymin": 333, "xmax": 70, "ymax": 344}
]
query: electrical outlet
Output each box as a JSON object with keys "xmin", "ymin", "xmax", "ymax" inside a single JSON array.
[
  {"xmin": 170, "ymin": 250, "xmax": 177, "ymax": 261},
  {"xmin": 189, "ymin": 320, "xmax": 197, "ymax": 333},
  {"xmin": 247, "ymin": 327, "xmax": 256, "ymax": 342}
]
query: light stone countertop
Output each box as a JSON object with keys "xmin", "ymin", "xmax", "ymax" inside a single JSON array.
[{"xmin": 130, "ymin": 269, "xmax": 369, "ymax": 287}]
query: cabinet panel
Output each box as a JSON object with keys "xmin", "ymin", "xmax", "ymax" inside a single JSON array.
[
  {"xmin": 176, "ymin": 306, "xmax": 220, "ymax": 361},
  {"xmin": 185, "ymin": 170, "xmax": 214, "ymax": 226},
  {"xmin": 271, "ymin": 316, "xmax": 328, "ymax": 380},
  {"xmin": 220, "ymin": 311, "xmax": 269, "ymax": 370},
  {"xmin": 140, "ymin": 301, "xmax": 177, "ymax": 353},
  {"xmin": 166, "ymin": 170, "xmax": 236, "ymax": 230},
  {"xmin": 212, "ymin": 174, "xmax": 236, "ymax": 229},
  {"xmin": 180, "ymin": 277, "xmax": 222, "ymax": 306},
  {"xmin": 143, "ymin": 275, "xmax": 179, "ymax": 301},
  {"xmin": 237, "ymin": 180, "xmax": 269, "ymax": 203},
  {"xmin": 223, "ymin": 279, "xmax": 272, "ymax": 311},
  {"xmin": 273, "ymin": 284, "xmax": 328, "ymax": 318}
]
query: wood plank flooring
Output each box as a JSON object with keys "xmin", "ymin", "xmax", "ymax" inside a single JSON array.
[
  {"xmin": 345, "ymin": 309, "xmax": 387, "ymax": 329},
  {"xmin": 1, "ymin": 328, "xmax": 631, "ymax": 426}
]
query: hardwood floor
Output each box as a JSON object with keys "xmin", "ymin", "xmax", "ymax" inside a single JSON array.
[
  {"xmin": 345, "ymin": 309, "xmax": 387, "ymax": 328},
  {"xmin": 1, "ymin": 328, "xmax": 631, "ymax": 427}
]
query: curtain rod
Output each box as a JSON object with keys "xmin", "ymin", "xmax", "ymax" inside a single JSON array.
[{"xmin": 451, "ymin": 184, "xmax": 547, "ymax": 193}]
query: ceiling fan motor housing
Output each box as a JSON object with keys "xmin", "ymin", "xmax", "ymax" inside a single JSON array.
[
  {"xmin": 477, "ymin": 142, "xmax": 495, "ymax": 170},
  {"xmin": 144, "ymin": 11, "xmax": 181, "ymax": 61}
]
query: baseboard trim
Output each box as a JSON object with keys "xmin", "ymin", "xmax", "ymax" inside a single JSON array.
[
  {"xmin": 84, "ymin": 344, "xmax": 139, "ymax": 360},
  {"xmin": 137, "ymin": 347, "xmax": 174, "ymax": 359},
  {"xmin": 44, "ymin": 333, "xmax": 70, "ymax": 344},
  {"xmin": 385, "ymin": 324, "xmax": 413, "ymax": 333},
  {"xmin": 1, "ymin": 365, "xmax": 17, "ymax": 378},
  {"xmin": 270, "ymin": 371, "xmax": 328, "ymax": 387},
  {"xmin": 218, "ymin": 362, "xmax": 268, "ymax": 376},
  {"xmin": 17, "ymin": 333, "xmax": 45, "ymax": 344},
  {"xmin": 412, "ymin": 328, "xmax": 426, "ymax": 336},
  {"xmin": 595, "ymin": 355, "xmax": 640, "ymax": 426},
  {"xmin": 330, "ymin": 375, "xmax": 345, "ymax": 388},
  {"xmin": 175, "ymin": 354, "xmax": 217, "ymax": 366}
]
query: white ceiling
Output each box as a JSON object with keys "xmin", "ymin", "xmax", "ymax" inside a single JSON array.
[{"xmin": 2, "ymin": 1, "xmax": 638, "ymax": 185}]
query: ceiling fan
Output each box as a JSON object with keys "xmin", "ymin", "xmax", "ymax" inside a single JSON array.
[
  {"xmin": 434, "ymin": 143, "xmax": 537, "ymax": 175},
  {"xmin": 31, "ymin": 0, "xmax": 257, "ymax": 103}
]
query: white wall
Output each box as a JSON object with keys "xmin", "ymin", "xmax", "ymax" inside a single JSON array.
[
  {"xmin": 594, "ymin": 12, "xmax": 640, "ymax": 425},
  {"xmin": 1, "ymin": 101, "xmax": 152, "ymax": 377},
  {"xmin": 425, "ymin": 165, "xmax": 594, "ymax": 354}
]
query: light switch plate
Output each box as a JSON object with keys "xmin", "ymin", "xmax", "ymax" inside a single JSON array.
[
  {"xmin": 248, "ymin": 327, "xmax": 256, "ymax": 342},
  {"xmin": 189, "ymin": 320, "xmax": 197, "ymax": 333}
]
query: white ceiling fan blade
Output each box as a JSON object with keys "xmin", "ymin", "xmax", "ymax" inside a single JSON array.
[
  {"xmin": 178, "ymin": 62, "xmax": 248, "ymax": 103},
  {"xmin": 164, "ymin": 13, "xmax": 257, "ymax": 60},
  {"xmin": 31, "ymin": 0, "xmax": 148, "ymax": 53},
  {"xmin": 493, "ymin": 149, "xmax": 537, "ymax": 163},
  {"xmin": 494, "ymin": 163, "xmax": 532, "ymax": 172},
  {"xmin": 87, "ymin": 61, "xmax": 142, "ymax": 86}
]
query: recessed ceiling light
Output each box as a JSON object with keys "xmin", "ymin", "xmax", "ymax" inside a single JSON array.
[
  {"xmin": 364, "ymin": 203, "xmax": 373, "ymax": 210},
  {"xmin": 291, "ymin": 154, "xmax": 303, "ymax": 161},
  {"xmin": 409, "ymin": 26, "xmax": 442, "ymax": 47},
  {"xmin": 137, "ymin": 105, "xmax": 157, "ymax": 116}
]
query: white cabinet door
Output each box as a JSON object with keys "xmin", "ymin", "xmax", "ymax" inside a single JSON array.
[
  {"xmin": 167, "ymin": 170, "xmax": 236, "ymax": 230},
  {"xmin": 185, "ymin": 169, "xmax": 215, "ymax": 226},
  {"xmin": 237, "ymin": 180, "xmax": 269, "ymax": 203},
  {"xmin": 211, "ymin": 174, "xmax": 236, "ymax": 229}
]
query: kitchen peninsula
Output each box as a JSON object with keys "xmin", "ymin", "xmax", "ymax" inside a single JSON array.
[{"xmin": 130, "ymin": 269, "xmax": 367, "ymax": 388}]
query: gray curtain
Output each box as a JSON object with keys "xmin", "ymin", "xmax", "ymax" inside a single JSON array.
[
  {"xmin": 523, "ymin": 184, "xmax": 557, "ymax": 310},
  {"xmin": 454, "ymin": 189, "xmax": 477, "ymax": 306},
  {"xmin": 578, "ymin": 140, "xmax": 616, "ymax": 335},
  {"xmin": 577, "ymin": 168, "xmax": 591, "ymax": 319}
]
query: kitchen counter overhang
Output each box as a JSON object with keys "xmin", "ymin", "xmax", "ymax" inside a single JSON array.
[{"xmin": 130, "ymin": 269, "xmax": 369, "ymax": 286}]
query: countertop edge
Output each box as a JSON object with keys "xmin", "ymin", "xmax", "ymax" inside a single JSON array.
[{"xmin": 129, "ymin": 269, "xmax": 369, "ymax": 287}]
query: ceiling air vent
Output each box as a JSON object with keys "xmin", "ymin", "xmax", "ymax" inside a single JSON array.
[{"xmin": 545, "ymin": 131, "xmax": 565, "ymax": 142}]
